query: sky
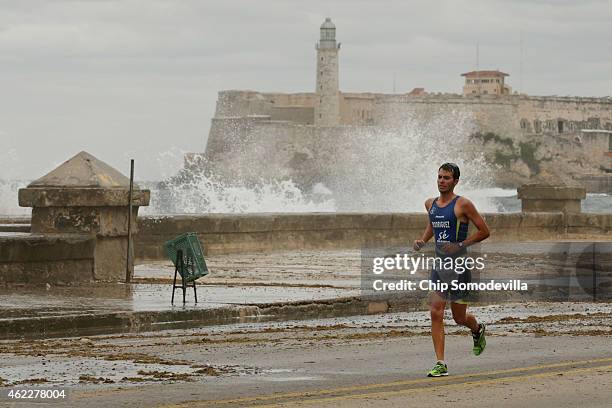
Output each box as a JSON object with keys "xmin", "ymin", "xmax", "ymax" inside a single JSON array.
[{"xmin": 0, "ymin": 0, "xmax": 611, "ymax": 180}]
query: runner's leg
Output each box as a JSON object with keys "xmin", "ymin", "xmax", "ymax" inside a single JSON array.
[
  {"xmin": 450, "ymin": 302, "xmax": 479, "ymax": 333},
  {"xmin": 429, "ymin": 292, "xmax": 446, "ymax": 361}
]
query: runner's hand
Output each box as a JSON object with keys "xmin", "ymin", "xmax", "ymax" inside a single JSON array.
[{"xmin": 413, "ymin": 240, "xmax": 425, "ymax": 251}]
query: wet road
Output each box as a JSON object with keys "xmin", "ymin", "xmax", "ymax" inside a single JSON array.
[{"xmin": 1, "ymin": 301, "xmax": 611, "ymax": 407}]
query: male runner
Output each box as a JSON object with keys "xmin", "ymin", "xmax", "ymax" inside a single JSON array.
[{"xmin": 413, "ymin": 163, "xmax": 490, "ymax": 377}]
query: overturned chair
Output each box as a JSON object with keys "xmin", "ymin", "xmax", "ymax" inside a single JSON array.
[{"xmin": 163, "ymin": 232, "xmax": 209, "ymax": 304}]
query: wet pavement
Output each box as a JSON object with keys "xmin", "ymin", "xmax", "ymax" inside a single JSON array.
[
  {"xmin": 0, "ymin": 245, "xmax": 611, "ymax": 406},
  {"xmin": 135, "ymin": 250, "xmax": 362, "ymax": 288},
  {"xmin": 0, "ymin": 283, "xmax": 356, "ymax": 319},
  {"xmin": 0, "ymin": 250, "xmax": 364, "ymax": 322},
  {"xmin": 139, "ymin": 244, "xmax": 612, "ymax": 300},
  {"xmin": 0, "ymin": 301, "xmax": 610, "ymax": 407},
  {"xmin": 1, "ymin": 244, "xmax": 610, "ymax": 329},
  {"xmin": 137, "ymin": 243, "xmax": 612, "ymax": 287}
]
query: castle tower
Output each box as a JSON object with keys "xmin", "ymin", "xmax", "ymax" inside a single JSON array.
[{"xmin": 315, "ymin": 17, "xmax": 340, "ymax": 127}]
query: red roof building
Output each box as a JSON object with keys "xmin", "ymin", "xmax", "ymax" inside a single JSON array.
[{"xmin": 461, "ymin": 70, "xmax": 511, "ymax": 96}]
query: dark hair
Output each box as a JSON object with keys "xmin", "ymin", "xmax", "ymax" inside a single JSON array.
[{"xmin": 439, "ymin": 163, "xmax": 460, "ymax": 180}]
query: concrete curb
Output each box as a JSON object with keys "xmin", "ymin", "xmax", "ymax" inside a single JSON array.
[{"xmin": 0, "ymin": 296, "xmax": 426, "ymax": 340}]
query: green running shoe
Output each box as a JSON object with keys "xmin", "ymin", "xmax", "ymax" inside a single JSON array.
[
  {"xmin": 427, "ymin": 361, "xmax": 448, "ymax": 377},
  {"xmin": 473, "ymin": 323, "xmax": 486, "ymax": 356}
]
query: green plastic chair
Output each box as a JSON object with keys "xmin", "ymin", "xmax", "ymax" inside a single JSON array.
[{"xmin": 163, "ymin": 232, "xmax": 209, "ymax": 304}]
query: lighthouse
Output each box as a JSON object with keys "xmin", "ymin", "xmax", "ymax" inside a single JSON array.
[{"xmin": 315, "ymin": 18, "xmax": 340, "ymax": 127}]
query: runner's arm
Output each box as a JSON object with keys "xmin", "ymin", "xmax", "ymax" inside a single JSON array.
[
  {"xmin": 413, "ymin": 199, "xmax": 434, "ymax": 250},
  {"xmin": 461, "ymin": 199, "xmax": 490, "ymax": 247},
  {"xmin": 419, "ymin": 222, "xmax": 434, "ymax": 243}
]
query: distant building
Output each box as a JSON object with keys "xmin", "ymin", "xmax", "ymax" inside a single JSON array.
[
  {"xmin": 461, "ymin": 70, "xmax": 511, "ymax": 96},
  {"xmin": 315, "ymin": 18, "xmax": 341, "ymax": 126},
  {"xmin": 408, "ymin": 87, "xmax": 426, "ymax": 96}
]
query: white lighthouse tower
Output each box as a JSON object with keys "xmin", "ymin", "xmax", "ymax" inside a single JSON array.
[{"xmin": 315, "ymin": 17, "xmax": 340, "ymax": 127}]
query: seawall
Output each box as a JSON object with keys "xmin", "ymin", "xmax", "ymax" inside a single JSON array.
[
  {"xmin": 134, "ymin": 212, "xmax": 612, "ymax": 260},
  {"xmin": 4, "ymin": 212, "xmax": 611, "ymax": 262}
]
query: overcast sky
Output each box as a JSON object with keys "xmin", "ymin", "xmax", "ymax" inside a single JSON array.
[{"xmin": 1, "ymin": 0, "xmax": 611, "ymax": 180}]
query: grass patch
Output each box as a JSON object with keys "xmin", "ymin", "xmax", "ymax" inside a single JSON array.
[
  {"xmin": 519, "ymin": 141, "xmax": 541, "ymax": 174},
  {"xmin": 493, "ymin": 150, "xmax": 518, "ymax": 167},
  {"xmin": 471, "ymin": 132, "xmax": 515, "ymax": 148}
]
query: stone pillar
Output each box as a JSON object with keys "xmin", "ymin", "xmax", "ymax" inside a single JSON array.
[
  {"xmin": 18, "ymin": 151, "xmax": 150, "ymax": 281},
  {"xmin": 517, "ymin": 184, "xmax": 585, "ymax": 213}
]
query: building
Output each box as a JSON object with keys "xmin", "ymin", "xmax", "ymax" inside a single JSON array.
[
  {"xmin": 461, "ymin": 70, "xmax": 512, "ymax": 96},
  {"xmin": 192, "ymin": 18, "xmax": 612, "ymax": 192},
  {"xmin": 315, "ymin": 18, "xmax": 341, "ymax": 126}
]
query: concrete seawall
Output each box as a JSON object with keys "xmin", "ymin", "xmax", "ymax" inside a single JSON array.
[
  {"xmin": 4, "ymin": 212, "xmax": 611, "ymax": 262},
  {"xmin": 134, "ymin": 212, "xmax": 612, "ymax": 260}
]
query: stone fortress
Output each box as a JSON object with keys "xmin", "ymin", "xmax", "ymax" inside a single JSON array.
[{"xmin": 190, "ymin": 18, "xmax": 612, "ymax": 193}]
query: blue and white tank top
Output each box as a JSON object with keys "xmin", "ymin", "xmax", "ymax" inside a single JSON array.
[{"xmin": 428, "ymin": 195, "xmax": 468, "ymax": 256}]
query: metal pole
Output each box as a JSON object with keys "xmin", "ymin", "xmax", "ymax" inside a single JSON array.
[
  {"xmin": 592, "ymin": 243, "xmax": 597, "ymax": 301},
  {"xmin": 125, "ymin": 159, "xmax": 134, "ymax": 283},
  {"xmin": 476, "ymin": 41, "xmax": 480, "ymax": 96}
]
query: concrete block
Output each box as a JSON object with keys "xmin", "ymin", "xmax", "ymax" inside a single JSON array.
[
  {"xmin": 0, "ymin": 233, "xmax": 96, "ymax": 263},
  {"xmin": 517, "ymin": 185, "xmax": 586, "ymax": 200},
  {"xmin": 389, "ymin": 213, "xmax": 427, "ymax": 230},
  {"xmin": 30, "ymin": 207, "xmax": 101, "ymax": 234},
  {"xmin": 132, "ymin": 211, "xmax": 612, "ymax": 261},
  {"xmin": 521, "ymin": 199, "xmax": 582, "ymax": 214},
  {"xmin": 47, "ymin": 260, "xmax": 95, "ymax": 284},
  {"xmin": 19, "ymin": 188, "xmax": 149, "ymax": 208},
  {"xmin": 520, "ymin": 212, "xmax": 564, "ymax": 227},
  {"xmin": 94, "ymin": 237, "xmax": 129, "ymax": 281},
  {"xmin": 21, "ymin": 262, "xmax": 48, "ymax": 284},
  {"xmin": 484, "ymin": 213, "xmax": 523, "ymax": 228},
  {"xmin": 518, "ymin": 184, "xmax": 586, "ymax": 214},
  {"xmin": 16, "ymin": 151, "xmax": 149, "ymax": 283},
  {"xmin": 0, "ymin": 263, "xmax": 26, "ymax": 284},
  {"xmin": 98, "ymin": 207, "xmax": 139, "ymax": 236}
]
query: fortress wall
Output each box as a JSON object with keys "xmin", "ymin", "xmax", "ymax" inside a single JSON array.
[
  {"xmin": 215, "ymin": 91, "xmax": 612, "ymax": 135},
  {"xmin": 366, "ymin": 94, "xmax": 612, "ymax": 138},
  {"xmin": 215, "ymin": 91, "xmax": 320, "ymax": 118},
  {"xmin": 271, "ymin": 106, "xmax": 314, "ymax": 124},
  {"xmin": 206, "ymin": 118, "xmax": 317, "ymax": 183},
  {"xmin": 205, "ymin": 120, "xmax": 393, "ymax": 195},
  {"xmin": 516, "ymin": 96, "xmax": 612, "ymax": 134},
  {"xmin": 205, "ymin": 116, "xmax": 268, "ymax": 159},
  {"xmin": 305, "ymin": 126, "xmax": 369, "ymax": 192},
  {"xmin": 205, "ymin": 92, "xmax": 612, "ymax": 189},
  {"xmin": 372, "ymin": 96, "xmax": 522, "ymax": 140},
  {"xmin": 581, "ymin": 131, "xmax": 611, "ymax": 157},
  {"xmin": 215, "ymin": 90, "xmax": 274, "ymax": 117},
  {"xmin": 340, "ymin": 94, "xmax": 376, "ymax": 125},
  {"xmin": 461, "ymin": 98, "xmax": 521, "ymax": 139},
  {"xmin": 247, "ymin": 122, "xmax": 317, "ymax": 181},
  {"xmin": 264, "ymin": 93, "xmax": 316, "ymax": 107}
]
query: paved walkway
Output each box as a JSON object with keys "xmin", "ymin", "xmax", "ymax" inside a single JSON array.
[
  {"xmin": 2, "ymin": 244, "xmax": 610, "ymax": 323},
  {"xmin": 0, "ymin": 302, "xmax": 610, "ymax": 407},
  {"xmin": 0, "ymin": 250, "xmax": 362, "ymax": 322}
]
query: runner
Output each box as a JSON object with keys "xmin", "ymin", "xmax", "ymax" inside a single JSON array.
[{"xmin": 413, "ymin": 163, "xmax": 490, "ymax": 377}]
